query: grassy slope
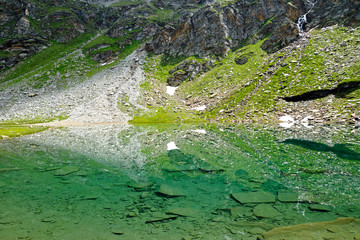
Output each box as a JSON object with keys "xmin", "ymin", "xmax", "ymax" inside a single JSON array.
[{"xmin": 143, "ymin": 26, "xmax": 360, "ymax": 123}]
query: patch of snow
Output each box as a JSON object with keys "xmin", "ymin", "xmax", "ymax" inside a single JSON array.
[
  {"xmin": 193, "ymin": 105, "xmax": 206, "ymax": 111},
  {"xmin": 167, "ymin": 141, "xmax": 179, "ymax": 150},
  {"xmin": 166, "ymin": 86, "xmax": 178, "ymax": 96},
  {"xmin": 279, "ymin": 115, "xmax": 295, "ymax": 123},
  {"xmin": 192, "ymin": 129, "xmax": 207, "ymax": 134},
  {"xmin": 100, "ymin": 60, "xmax": 115, "ymax": 66},
  {"xmin": 279, "ymin": 122, "xmax": 295, "ymax": 128}
]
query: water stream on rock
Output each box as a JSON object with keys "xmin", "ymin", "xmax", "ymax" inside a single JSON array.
[
  {"xmin": 1, "ymin": 124, "xmax": 360, "ymax": 239},
  {"xmin": 296, "ymin": 0, "xmax": 317, "ymax": 36}
]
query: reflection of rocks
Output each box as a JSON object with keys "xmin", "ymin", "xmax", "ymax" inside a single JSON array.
[
  {"xmin": 18, "ymin": 125, "xmax": 148, "ymax": 181},
  {"xmin": 259, "ymin": 217, "xmax": 360, "ymax": 240}
]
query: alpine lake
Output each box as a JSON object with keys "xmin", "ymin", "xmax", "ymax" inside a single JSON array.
[{"xmin": 1, "ymin": 123, "xmax": 360, "ymax": 240}]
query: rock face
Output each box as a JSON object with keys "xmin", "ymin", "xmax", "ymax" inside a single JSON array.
[
  {"xmin": 0, "ymin": 0, "xmax": 109, "ymax": 72},
  {"xmin": 146, "ymin": 0, "xmax": 360, "ymax": 57},
  {"xmin": 167, "ymin": 59, "xmax": 215, "ymax": 86},
  {"xmin": 146, "ymin": 0, "xmax": 304, "ymax": 57}
]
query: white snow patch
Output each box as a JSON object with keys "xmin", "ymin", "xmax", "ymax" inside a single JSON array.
[
  {"xmin": 166, "ymin": 86, "xmax": 178, "ymax": 96},
  {"xmin": 167, "ymin": 141, "xmax": 179, "ymax": 150},
  {"xmin": 193, "ymin": 105, "xmax": 206, "ymax": 111},
  {"xmin": 192, "ymin": 129, "xmax": 207, "ymax": 134},
  {"xmin": 279, "ymin": 115, "xmax": 295, "ymax": 123},
  {"xmin": 100, "ymin": 60, "xmax": 115, "ymax": 66},
  {"xmin": 279, "ymin": 122, "xmax": 295, "ymax": 128}
]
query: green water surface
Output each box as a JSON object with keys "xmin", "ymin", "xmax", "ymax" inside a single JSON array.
[{"xmin": 0, "ymin": 124, "xmax": 359, "ymax": 239}]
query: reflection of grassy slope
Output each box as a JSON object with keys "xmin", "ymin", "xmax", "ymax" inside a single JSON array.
[{"xmin": 0, "ymin": 124, "xmax": 48, "ymax": 140}]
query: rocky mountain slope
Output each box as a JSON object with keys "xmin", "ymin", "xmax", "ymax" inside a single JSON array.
[{"xmin": 0, "ymin": 0, "xmax": 359, "ymax": 125}]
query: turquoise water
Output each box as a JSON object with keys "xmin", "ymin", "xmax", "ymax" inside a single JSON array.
[{"xmin": 0, "ymin": 124, "xmax": 360, "ymax": 239}]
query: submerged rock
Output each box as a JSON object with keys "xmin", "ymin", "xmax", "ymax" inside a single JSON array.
[
  {"xmin": 232, "ymin": 192, "xmax": 276, "ymax": 204},
  {"xmin": 308, "ymin": 204, "xmax": 332, "ymax": 212},
  {"xmin": 145, "ymin": 213, "xmax": 178, "ymax": 223},
  {"xmin": 54, "ymin": 166, "xmax": 79, "ymax": 176},
  {"xmin": 277, "ymin": 191, "xmax": 302, "ymax": 203},
  {"xmin": 166, "ymin": 207, "xmax": 200, "ymax": 217},
  {"xmin": 259, "ymin": 217, "xmax": 360, "ymax": 240},
  {"xmin": 156, "ymin": 184, "xmax": 185, "ymax": 197},
  {"xmin": 253, "ymin": 204, "xmax": 281, "ymax": 219},
  {"xmin": 128, "ymin": 182, "xmax": 154, "ymax": 191}
]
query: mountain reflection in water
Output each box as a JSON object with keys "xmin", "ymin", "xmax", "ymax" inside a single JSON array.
[{"xmin": 283, "ymin": 139, "xmax": 360, "ymax": 161}]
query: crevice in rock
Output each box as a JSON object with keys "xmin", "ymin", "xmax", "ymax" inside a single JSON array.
[{"xmin": 282, "ymin": 81, "xmax": 360, "ymax": 102}]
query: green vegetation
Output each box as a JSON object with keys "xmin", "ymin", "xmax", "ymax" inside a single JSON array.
[
  {"xmin": 109, "ymin": 0, "xmax": 143, "ymax": 7},
  {"xmin": 0, "ymin": 123, "xmax": 48, "ymax": 140},
  {"xmin": 0, "ymin": 33, "xmax": 95, "ymax": 86},
  {"xmin": 129, "ymin": 107, "xmax": 205, "ymax": 124},
  {"xmin": 85, "ymin": 40, "xmax": 142, "ymax": 77}
]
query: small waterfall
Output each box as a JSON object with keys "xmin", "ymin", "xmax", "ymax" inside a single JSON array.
[{"xmin": 296, "ymin": 0, "xmax": 317, "ymax": 36}]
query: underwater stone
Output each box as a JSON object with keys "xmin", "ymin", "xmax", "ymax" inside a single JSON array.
[
  {"xmin": 278, "ymin": 191, "xmax": 301, "ymax": 203},
  {"xmin": 156, "ymin": 184, "xmax": 185, "ymax": 197},
  {"xmin": 309, "ymin": 204, "xmax": 332, "ymax": 212},
  {"xmin": 259, "ymin": 217, "xmax": 360, "ymax": 240},
  {"xmin": 235, "ymin": 169, "xmax": 249, "ymax": 178},
  {"xmin": 54, "ymin": 166, "xmax": 79, "ymax": 176},
  {"xmin": 253, "ymin": 204, "xmax": 281, "ymax": 219},
  {"xmin": 232, "ymin": 192, "xmax": 276, "ymax": 204},
  {"xmin": 129, "ymin": 182, "xmax": 154, "ymax": 191},
  {"xmin": 145, "ymin": 214, "xmax": 178, "ymax": 223},
  {"xmin": 111, "ymin": 229, "xmax": 124, "ymax": 235},
  {"xmin": 167, "ymin": 208, "xmax": 200, "ymax": 217}
]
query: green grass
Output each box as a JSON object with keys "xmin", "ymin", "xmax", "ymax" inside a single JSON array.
[
  {"xmin": 129, "ymin": 107, "xmax": 205, "ymax": 124},
  {"xmin": 0, "ymin": 124, "xmax": 48, "ymax": 140},
  {"xmin": 85, "ymin": 40, "xmax": 142, "ymax": 77},
  {"xmin": 109, "ymin": 0, "xmax": 143, "ymax": 7},
  {"xmin": 0, "ymin": 33, "xmax": 95, "ymax": 85}
]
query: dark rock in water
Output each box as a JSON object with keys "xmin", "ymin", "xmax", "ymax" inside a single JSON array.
[
  {"xmin": 253, "ymin": 204, "xmax": 281, "ymax": 219},
  {"xmin": 145, "ymin": 214, "xmax": 178, "ymax": 223},
  {"xmin": 80, "ymin": 195, "xmax": 99, "ymax": 200},
  {"xmin": 277, "ymin": 191, "xmax": 301, "ymax": 203},
  {"xmin": 232, "ymin": 192, "xmax": 276, "ymax": 204},
  {"xmin": 54, "ymin": 166, "xmax": 79, "ymax": 176},
  {"xmin": 309, "ymin": 204, "xmax": 332, "ymax": 212},
  {"xmin": 235, "ymin": 169, "xmax": 249, "ymax": 178},
  {"xmin": 261, "ymin": 179, "xmax": 287, "ymax": 193},
  {"xmin": 156, "ymin": 184, "xmax": 185, "ymax": 197},
  {"xmin": 111, "ymin": 229, "xmax": 124, "ymax": 235},
  {"xmin": 166, "ymin": 207, "xmax": 201, "ymax": 217},
  {"xmin": 128, "ymin": 182, "xmax": 154, "ymax": 191}
]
